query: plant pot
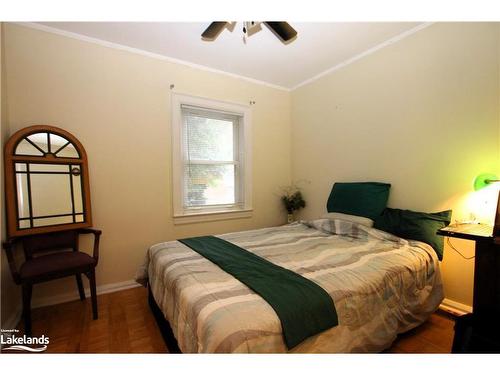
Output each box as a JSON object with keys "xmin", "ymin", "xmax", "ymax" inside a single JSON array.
[{"xmin": 287, "ymin": 213, "xmax": 294, "ymax": 224}]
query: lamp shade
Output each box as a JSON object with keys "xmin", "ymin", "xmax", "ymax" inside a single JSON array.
[{"xmin": 474, "ymin": 173, "xmax": 499, "ymax": 191}]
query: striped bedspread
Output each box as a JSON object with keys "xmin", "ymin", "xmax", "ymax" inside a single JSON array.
[{"xmin": 136, "ymin": 219, "xmax": 444, "ymax": 353}]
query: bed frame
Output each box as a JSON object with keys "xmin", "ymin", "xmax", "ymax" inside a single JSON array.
[{"xmin": 147, "ymin": 285, "xmax": 181, "ymax": 353}]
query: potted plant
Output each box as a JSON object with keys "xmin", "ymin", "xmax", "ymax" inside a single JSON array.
[{"xmin": 281, "ymin": 190, "xmax": 306, "ymax": 223}]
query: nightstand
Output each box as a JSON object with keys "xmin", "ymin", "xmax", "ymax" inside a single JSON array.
[{"xmin": 437, "ymin": 224, "xmax": 500, "ymax": 353}]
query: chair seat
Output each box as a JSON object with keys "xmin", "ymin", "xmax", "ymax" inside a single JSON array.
[{"xmin": 20, "ymin": 251, "xmax": 96, "ymax": 280}]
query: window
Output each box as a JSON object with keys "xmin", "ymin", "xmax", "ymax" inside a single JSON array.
[{"xmin": 172, "ymin": 93, "xmax": 252, "ymax": 223}]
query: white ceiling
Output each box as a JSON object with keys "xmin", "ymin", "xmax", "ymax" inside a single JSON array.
[{"xmin": 37, "ymin": 22, "xmax": 423, "ymax": 89}]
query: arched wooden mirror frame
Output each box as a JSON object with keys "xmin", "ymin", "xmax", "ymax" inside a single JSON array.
[{"xmin": 4, "ymin": 125, "xmax": 92, "ymax": 237}]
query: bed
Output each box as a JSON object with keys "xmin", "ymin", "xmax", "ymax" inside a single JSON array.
[{"xmin": 136, "ymin": 218, "xmax": 444, "ymax": 353}]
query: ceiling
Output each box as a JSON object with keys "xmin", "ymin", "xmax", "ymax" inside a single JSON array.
[{"xmin": 37, "ymin": 22, "xmax": 423, "ymax": 89}]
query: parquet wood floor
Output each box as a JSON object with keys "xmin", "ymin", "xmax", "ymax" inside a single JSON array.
[
  {"xmin": 20, "ymin": 286, "xmax": 167, "ymax": 353},
  {"xmin": 14, "ymin": 286, "xmax": 455, "ymax": 353}
]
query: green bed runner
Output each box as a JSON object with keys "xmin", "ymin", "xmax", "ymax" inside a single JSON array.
[{"xmin": 178, "ymin": 235, "xmax": 338, "ymax": 349}]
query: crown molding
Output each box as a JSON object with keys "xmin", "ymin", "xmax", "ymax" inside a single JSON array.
[
  {"xmin": 13, "ymin": 22, "xmax": 291, "ymax": 92},
  {"xmin": 291, "ymin": 22, "xmax": 434, "ymax": 90},
  {"xmin": 12, "ymin": 22, "xmax": 433, "ymax": 92}
]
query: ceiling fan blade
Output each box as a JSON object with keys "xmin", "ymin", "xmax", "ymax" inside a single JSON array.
[
  {"xmin": 201, "ymin": 22, "xmax": 228, "ymax": 40},
  {"xmin": 263, "ymin": 22, "xmax": 297, "ymax": 43}
]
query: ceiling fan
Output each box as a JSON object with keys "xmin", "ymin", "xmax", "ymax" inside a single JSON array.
[{"xmin": 201, "ymin": 22, "xmax": 298, "ymax": 44}]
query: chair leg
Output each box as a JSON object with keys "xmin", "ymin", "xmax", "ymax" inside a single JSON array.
[
  {"xmin": 76, "ymin": 274, "xmax": 86, "ymax": 300},
  {"xmin": 88, "ymin": 270, "xmax": 98, "ymax": 320},
  {"xmin": 22, "ymin": 283, "xmax": 33, "ymax": 336}
]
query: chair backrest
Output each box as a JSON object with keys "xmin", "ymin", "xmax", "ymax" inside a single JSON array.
[{"xmin": 22, "ymin": 230, "xmax": 79, "ymax": 259}]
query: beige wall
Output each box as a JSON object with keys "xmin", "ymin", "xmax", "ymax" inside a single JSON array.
[
  {"xmin": 2, "ymin": 22, "xmax": 499, "ymax": 316},
  {"xmin": 2, "ymin": 23, "xmax": 292, "ymax": 306},
  {"xmin": 1, "ymin": 22, "xmax": 21, "ymax": 327},
  {"xmin": 291, "ymin": 23, "xmax": 500, "ymax": 308}
]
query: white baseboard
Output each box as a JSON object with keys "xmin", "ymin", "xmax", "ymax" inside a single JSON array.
[
  {"xmin": 32, "ymin": 279, "xmax": 140, "ymax": 308},
  {"xmin": 1, "ymin": 279, "xmax": 140, "ymax": 329},
  {"xmin": 439, "ymin": 298, "xmax": 473, "ymax": 316}
]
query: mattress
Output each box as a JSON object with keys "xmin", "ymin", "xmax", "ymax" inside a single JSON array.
[{"xmin": 136, "ymin": 219, "xmax": 444, "ymax": 353}]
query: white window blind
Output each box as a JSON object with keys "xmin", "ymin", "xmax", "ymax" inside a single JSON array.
[{"xmin": 182, "ymin": 105, "xmax": 243, "ymax": 211}]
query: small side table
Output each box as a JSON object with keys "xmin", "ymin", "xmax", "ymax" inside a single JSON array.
[{"xmin": 437, "ymin": 225, "xmax": 500, "ymax": 353}]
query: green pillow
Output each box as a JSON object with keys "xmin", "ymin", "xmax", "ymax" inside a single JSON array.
[
  {"xmin": 374, "ymin": 208, "xmax": 452, "ymax": 260},
  {"xmin": 373, "ymin": 206, "xmax": 401, "ymax": 234},
  {"xmin": 326, "ymin": 182, "xmax": 391, "ymax": 220}
]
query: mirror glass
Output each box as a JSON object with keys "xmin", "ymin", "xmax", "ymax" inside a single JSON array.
[
  {"xmin": 18, "ymin": 220, "xmax": 31, "ymax": 229},
  {"xmin": 15, "ymin": 163, "xmax": 27, "ymax": 172},
  {"xmin": 7, "ymin": 127, "xmax": 91, "ymax": 236},
  {"xmin": 14, "ymin": 147, "xmax": 87, "ymax": 229},
  {"xmin": 16, "ymin": 171, "xmax": 30, "ymax": 218},
  {"xmin": 50, "ymin": 133, "xmax": 80, "ymax": 158},
  {"xmin": 15, "ymin": 139, "xmax": 44, "ymax": 156},
  {"xmin": 33, "ymin": 217, "xmax": 75, "ymax": 227},
  {"xmin": 49, "ymin": 133, "xmax": 67, "ymax": 150},
  {"xmin": 30, "ymin": 163, "xmax": 68, "ymax": 173},
  {"xmin": 15, "ymin": 132, "xmax": 80, "ymax": 158},
  {"xmin": 72, "ymin": 171, "xmax": 83, "ymax": 213},
  {"xmin": 30, "ymin": 174, "xmax": 72, "ymax": 217},
  {"xmin": 26, "ymin": 133, "xmax": 49, "ymax": 153},
  {"xmin": 56, "ymin": 143, "xmax": 79, "ymax": 158}
]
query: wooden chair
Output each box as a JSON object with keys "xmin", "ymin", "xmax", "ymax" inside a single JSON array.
[{"xmin": 2, "ymin": 228, "xmax": 102, "ymax": 336}]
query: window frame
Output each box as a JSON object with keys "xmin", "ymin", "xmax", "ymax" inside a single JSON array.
[{"xmin": 171, "ymin": 93, "xmax": 252, "ymax": 224}]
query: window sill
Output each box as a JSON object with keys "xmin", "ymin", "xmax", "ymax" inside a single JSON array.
[{"xmin": 173, "ymin": 208, "xmax": 253, "ymax": 225}]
